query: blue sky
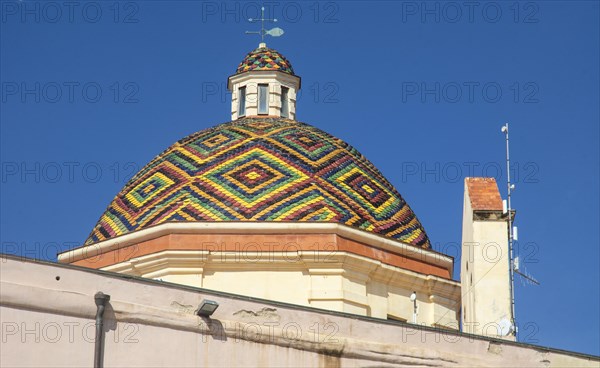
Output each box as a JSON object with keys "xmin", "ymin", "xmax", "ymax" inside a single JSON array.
[{"xmin": 1, "ymin": 0, "xmax": 598, "ymax": 356}]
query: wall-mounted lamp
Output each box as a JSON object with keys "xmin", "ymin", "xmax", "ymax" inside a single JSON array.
[
  {"xmin": 410, "ymin": 291, "xmax": 417, "ymax": 323},
  {"xmin": 195, "ymin": 299, "xmax": 219, "ymax": 317}
]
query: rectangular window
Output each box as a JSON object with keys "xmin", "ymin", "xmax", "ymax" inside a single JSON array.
[
  {"xmin": 238, "ymin": 86, "xmax": 246, "ymax": 117},
  {"xmin": 281, "ymin": 87, "xmax": 289, "ymax": 118},
  {"xmin": 258, "ymin": 84, "xmax": 268, "ymax": 114}
]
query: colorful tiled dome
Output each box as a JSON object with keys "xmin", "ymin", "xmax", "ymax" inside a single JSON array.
[
  {"xmin": 236, "ymin": 45, "xmax": 294, "ymax": 75},
  {"xmin": 85, "ymin": 118, "xmax": 430, "ymax": 247}
]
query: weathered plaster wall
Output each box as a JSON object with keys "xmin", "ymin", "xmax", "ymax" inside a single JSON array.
[{"xmin": 2, "ymin": 257, "xmax": 598, "ymax": 367}]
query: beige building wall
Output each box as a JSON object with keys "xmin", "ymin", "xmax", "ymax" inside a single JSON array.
[
  {"xmin": 58, "ymin": 223, "xmax": 461, "ymax": 329},
  {"xmin": 102, "ymin": 250, "xmax": 460, "ymax": 328},
  {"xmin": 2, "ymin": 256, "xmax": 598, "ymax": 368}
]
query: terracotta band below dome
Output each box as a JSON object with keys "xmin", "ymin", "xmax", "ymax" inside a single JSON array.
[{"xmin": 69, "ymin": 233, "xmax": 451, "ymax": 279}]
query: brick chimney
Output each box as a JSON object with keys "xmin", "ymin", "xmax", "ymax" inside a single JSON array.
[{"xmin": 461, "ymin": 177, "xmax": 514, "ymax": 340}]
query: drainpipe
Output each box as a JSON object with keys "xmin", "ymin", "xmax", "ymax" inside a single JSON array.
[{"xmin": 94, "ymin": 292, "xmax": 110, "ymax": 368}]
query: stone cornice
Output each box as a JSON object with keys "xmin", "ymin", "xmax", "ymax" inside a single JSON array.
[{"xmin": 228, "ymin": 69, "xmax": 301, "ymax": 90}]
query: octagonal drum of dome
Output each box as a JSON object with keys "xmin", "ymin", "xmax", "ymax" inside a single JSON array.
[{"xmin": 85, "ymin": 117, "xmax": 430, "ymax": 248}]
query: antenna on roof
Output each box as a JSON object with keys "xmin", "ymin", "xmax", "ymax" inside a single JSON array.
[
  {"xmin": 245, "ymin": 6, "xmax": 285, "ymax": 45},
  {"xmin": 502, "ymin": 123, "xmax": 518, "ymax": 339},
  {"xmin": 501, "ymin": 123, "xmax": 539, "ymax": 340},
  {"xmin": 514, "ymin": 256, "xmax": 540, "ymax": 286}
]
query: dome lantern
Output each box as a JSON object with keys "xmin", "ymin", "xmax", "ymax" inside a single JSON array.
[{"xmin": 228, "ymin": 43, "xmax": 301, "ymax": 120}]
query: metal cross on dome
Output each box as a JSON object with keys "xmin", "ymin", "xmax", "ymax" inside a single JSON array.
[{"xmin": 245, "ymin": 6, "xmax": 285, "ymax": 42}]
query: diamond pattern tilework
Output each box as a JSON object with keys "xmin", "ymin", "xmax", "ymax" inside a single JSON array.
[
  {"xmin": 236, "ymin": 46, "xmax": 295, "ymax": 75},
  {"xmin": 85, "ymin": 117, "xmax": 430, "ymax": 248}
]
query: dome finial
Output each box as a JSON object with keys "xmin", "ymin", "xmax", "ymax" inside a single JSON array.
[{"xmin": 245, "ymin": 6, "xmax": 285, "ymax": 43}]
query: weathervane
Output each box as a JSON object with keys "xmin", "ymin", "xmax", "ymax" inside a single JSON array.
[{"xmin": 245, "ymin": 6, "xmax": 284, "ymax": 43}]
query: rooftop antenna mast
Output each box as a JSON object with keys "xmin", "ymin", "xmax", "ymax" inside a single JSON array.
[
  {"xmin": 245, "ymin": 6, "xmax": 285, "ymax": 45},
  {"xmin": 501, "ymin": 123, "xmax": 518, "ymax": 338},
  {"xmin": 501, "ymin": 123, "xmax": 539, "ymax": 340}
]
